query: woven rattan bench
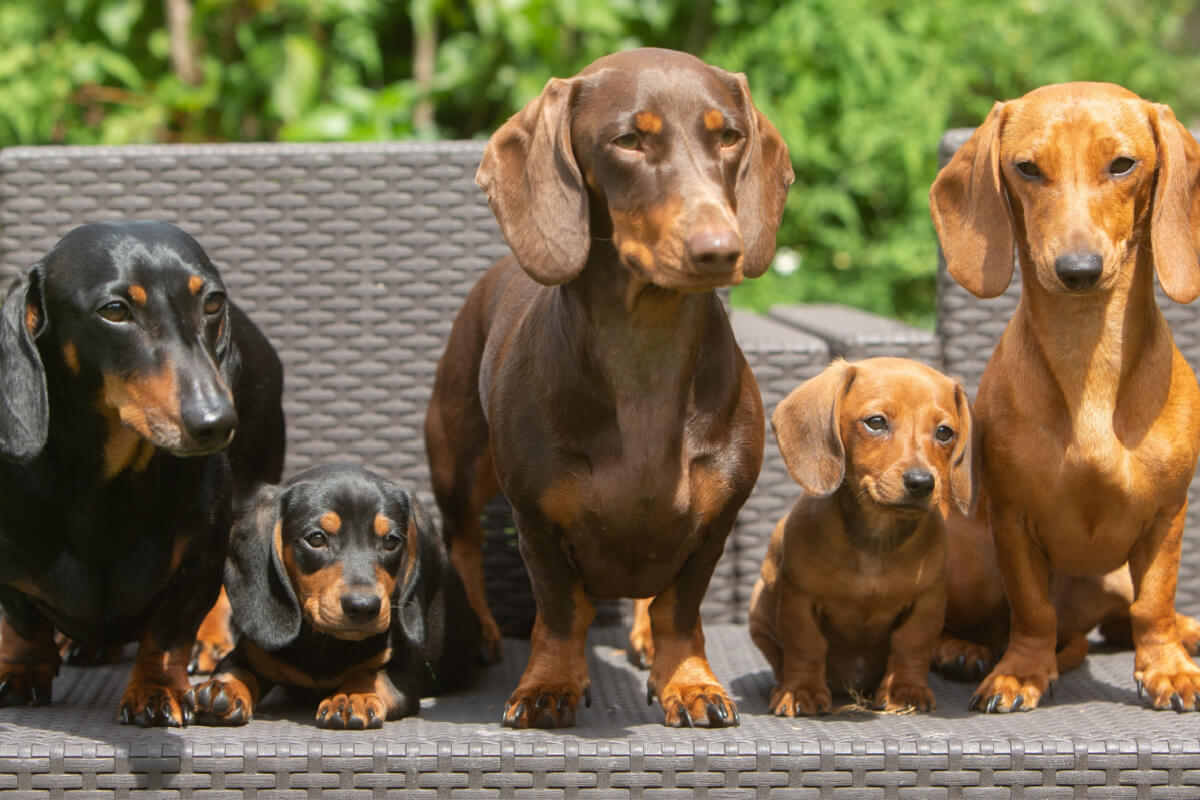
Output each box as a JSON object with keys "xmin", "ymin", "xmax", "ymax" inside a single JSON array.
[{"xmin": 0, "ymin": 139, "xmax": 1197, "ymax": 796}]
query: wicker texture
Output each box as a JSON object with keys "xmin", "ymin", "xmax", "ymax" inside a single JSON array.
[
  {"xmin": 768, "ymin": 302, "xmax": 943, "ymax": 369},
  {"xmin": 1, "ymin": 624, "xmax": 1200, "ymax": 796}
]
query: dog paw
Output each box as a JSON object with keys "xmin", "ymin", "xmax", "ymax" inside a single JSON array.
[
  {"xmin": 650, "ymin": 678, "xmax": 740, "ymax": 727},
  {"xmin": 1135, "ymin": 645, "xmax": 1200, "ymax": 711},
  {"xmin": 627, "ymin": 632, "xmax": 655, "ymax": 670},
  {"xmin": 874, "ymin": 674, "xmax": 935, "ymax": 712},
  {"xmin": 769, "ymin": 681, "xmax": 831, "ymax": 717},
  {"xmin": 970, "ymin": 670, "xmax": 1048, "ymax": 713},
  {"xmin": 118, "ymin": 680, "xmax": 192, "ymax": 727},
  {"xmin": 188, "ymin": 638, "xmax": 231, "ymax": 676},
  {"xmin": 317, "ymin": 692, "xmax": 389, "ymax": 729},
  {"xmin": 502, "ymin": 682, "xmax": 592, "ymax": 728},
  {"xmin": 931, "ymin": 635, "xmax": 992, "ymax": 682},
  {"xmin": 56, "ymin": 635, "xmax": 124, "ymax": 667},
  {"xmin": 1176, "ymin": 614, "xmax": 1200, "ymax": 656},
  {"xmin": 185, "ymin": 676, "xmax": 253, "ymax": 725},
  {"xmin": 0, "ymin": 661, "xmax": 56, "ymax": 707}
]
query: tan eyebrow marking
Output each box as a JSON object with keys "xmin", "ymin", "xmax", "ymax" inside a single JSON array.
[
  {"xmin": 128, "ymin": 285, "xmax": 147, "ymax": 305},
  {"xmin": 704, "ymin": 109, "xmax": 725, "ymax": 131},
  {"xmin": 319, "ymin": 511, "xmax": 342, "ymax": 534},
  {"xmin": 188, "ymin": 275, "xmax": 204, "ymax": 295},
  {"xmin": 374, "ymin": 513, "xmax": 391, "ymax": 537},
  {"xmin": 635, "ymin": 112, "xmax": 663, "ymax": 135}
]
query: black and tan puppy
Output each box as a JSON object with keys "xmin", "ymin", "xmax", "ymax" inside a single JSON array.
[
  {"xmin": 188, "ymin": 465, "xmax": 480, "ymax": 728},
  {"xmin": 749, "ymin": 358, "xmax": 975, "ymax": 715},
  {"xmin": 0, "ymin": 220, "xmax": 284, "ymax": 726}
]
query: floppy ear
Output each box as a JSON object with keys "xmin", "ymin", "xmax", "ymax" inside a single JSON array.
[
  {"xmin": 948, "ymin": 383, "xmax": 977, "ymax": 516},
  {"xmin": 724, "ymin": 72, "xmax": 794, "ymax": 279},
  {"xmin": 476, "ymin": 76, "xmax": 590, "ymax": 286},
  {"xmin": 223, "ymin": 484, "xmax": 301, "ymax": 650},
  {"xmin": 1149, "ymin": 103, "xmax": 1200, "ymax": 304},
  {"xmin": 771, "ymin": 359, "xmax": 854, "ymax": 497},
  {"xmin": 394, "ymin": 495, "xmax": 442, "ymax": 650},
  {"xmin": 930, "ymin": 102, "xmax": 1016, "ymax": 299},
  {"xmin": 0, "ymin": 269, "xmax": 49, "ymax": 463}
]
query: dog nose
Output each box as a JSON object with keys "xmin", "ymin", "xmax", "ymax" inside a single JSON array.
[
  {"xmin": 182, "ymin": 404, "xmax": 238, "ymax": 449},
  {"xmin": 1054, "ymin": 252, "xmax": 1103, "ymax": 290},
  {"xmin": 902, "ymin": 469, "xmax": 935, "ymax": 499},
  {"xmin": 686, "ymin": 228, "xmax": 742, "ymax": 273},
  {"xmin": 341, "ymin": 593, "xmax": 382, "ymax": 623}
]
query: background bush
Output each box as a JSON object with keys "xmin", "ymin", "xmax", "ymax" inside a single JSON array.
[{"xmin": 2, "ymin": 0, "xmax": 1199, "ymax": 325}]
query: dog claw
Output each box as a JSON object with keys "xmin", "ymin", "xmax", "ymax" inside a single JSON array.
[
  {"xmin": 985, "ymin": 695, "xmax": 1001, "ymax": 713},
  {"xmin": 584, "ymin": 686, "xmax": 592, "ymax": 708},
  {"xmin": 118, "ymin": 704, "xmax": 131, "ymax": 724},
  {"xmin": 647, "ymin": 684, "xmax": 655, "ymax": 706},
  {"xmin": 1171, "ymin": 693, "xmax": 1185, "ymax": 712},
  {"xmin": 1010, "ymin": 694, "xmax": 1023, "ymax": 712},
  {"xmin": 1136, "ymin": 679, "xmax": 1144, "ymax": 699}
]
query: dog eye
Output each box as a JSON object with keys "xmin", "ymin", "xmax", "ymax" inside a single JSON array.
[
  {"xmin": 862, "ymin": 415, "xmax": 888, "ymax": 433},
  {"xmin": 203, "ymin": 292, "xmax": 226, "ymax": 315},
  {"xmin": 304, "ymin": 531, "xmax": 328, "ymax": 548},
  {"xmin": 612, "ymin": 133, "xmax": 642, "ymax": 151},
  {"xmin": 1015, "ymin": 161, "xmax": 1041, "ymax": 179},
  {"xmin": 720, "ymin": 129, "xmax": 743, "ymax": 148},
  {"xmin": 935, "ymin": 425, "xmax": 956, "ymax": 443},
  {"xmin": 1109, "ymin": 157, "xmax": 1137, "ymax": 176},
  {"xmin": 97, "ymin": 301, "xmax": 131, "ymax": 323},
  {"xmin": 382, "ymin": 533, "xmax": 403, "ymax": 552}
]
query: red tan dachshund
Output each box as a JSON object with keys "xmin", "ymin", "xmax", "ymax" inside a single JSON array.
[
  {"xmin": 930, "ymin": 82, "xmax": 1200, "ymax": 712},
  {"xmin": 749, "ymin": 357, "xmax": 974, "ymax": 715},
  {"xmin": 424, "ymin": 48, "xmax": 793, "ymax": 728}
]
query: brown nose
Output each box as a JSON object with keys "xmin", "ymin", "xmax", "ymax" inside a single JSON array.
[{"xmin": 686, "ymin": 228, "xmax": 742, "ymax": 273}]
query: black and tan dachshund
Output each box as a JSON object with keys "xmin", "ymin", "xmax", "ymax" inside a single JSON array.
[
  {"xmin": 0, "ymin": 220, "xmax": 284, "ymax": 726},
  {"xmin": 187, "ymin": 465, "xmax": 479, "ymax": 728}
]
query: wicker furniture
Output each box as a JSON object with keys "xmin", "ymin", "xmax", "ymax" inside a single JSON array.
[{"xmin": 0, "ymin": 139, "xmax": 1196, "ymax": 796}]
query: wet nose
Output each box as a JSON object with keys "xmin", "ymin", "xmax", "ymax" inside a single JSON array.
[
  {"xmin": 182, "ymin": 403, "xmax": 237, "ymax": 449},
  {"xmin": 903, "ymin": 469, "xmax": 935, "ymax": 499},
  {"xmin": 341, "ymin": 593, "xmax": 382, "ymax": 623},
  {"xmin": 686, "ymin": 228, "xmax": 742, "ymax": 273},
  {"xmin": 1054, "ymin": 252, "xmax": 1103, "ymax": 290}
]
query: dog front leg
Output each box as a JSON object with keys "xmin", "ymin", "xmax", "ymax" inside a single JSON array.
[
  {"xmin": 120, "ymin": 531, "xmax": 226, "ymax": 726},
  {"xmin": 876, "ymin": 582, "xmax": 944, "ymax": 712},
  {"xmin": 768, "ymin": 588, "xmax": 831, "ymax": 716},
  {"xmin": 0, "ymin": 592, "xmax": 59, "ymax": 706},
  {"xmin": 1128, "ymin": 502, "xmax": 1200, "ymax": 711},
  {"xmin": 645, "ymin": 520, "xmax": 739, "ymax": 727},
  {"xmin": 972, "ymin": 506, "xmax": 1057, "ymax": 712},
  {"xmin": 502, "ymin": 509, "xmax": 594, "ymax": 728}
]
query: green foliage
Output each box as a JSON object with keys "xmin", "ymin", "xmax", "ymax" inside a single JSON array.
[
  {"xmin": 712, "ymin": 0, "xmax": 1200, "ymax": 325},
  {"xmin": 1, "ymin": 0, "xmax": 1199, "ymax": 324}
]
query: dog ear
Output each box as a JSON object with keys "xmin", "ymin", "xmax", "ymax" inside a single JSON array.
[
  {"xmin": 724, "ymin": 71, "xmax": 794, "ymax": 279},
  {"xmin": 476, "ymin": 77, "xmax": 590, "ymax": 286},
  {"xmin": 949, "ymin": 383, "xmax": 978, "ymax": 516},
  {"xmin": 223, "ymin": 484, "xmax": 301, "ymax": 650},
  {"xmin": 0, "ymin": 270, "xmax": 48, "ymax": 463},
  {"xmin": 771, "ymin": 359, "xmax": 854, "ymax": 497},
  {"xmin": 1149, "ymin": 103, "xmax": 1200, "ymax": 304},
  {"xmin": 394, "ymin": 494, "xmax": 442, "ymax": 651},
  {"xmin": 930, "ymin": 102, "xmax": 1016, "ymax": 299}
]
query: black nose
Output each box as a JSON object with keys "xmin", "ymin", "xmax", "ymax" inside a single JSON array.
[
  {"xmin": 1054, "ymin": 252, "xmax": 1103, "ymax": 290},
  {"xmin": 341, "ymin": 593, "xmax": 382, "ymax": 623},
  {"xmin": 903, "ymin": 469, "xmax": 935, "ymax": 499},
  {"xmin": 182, "ymin": 404, "xmax": 237, "ymax": 449},
  {"xmin": 686, "ymin": 228, "xmax": 742, "ymax": 273}
]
